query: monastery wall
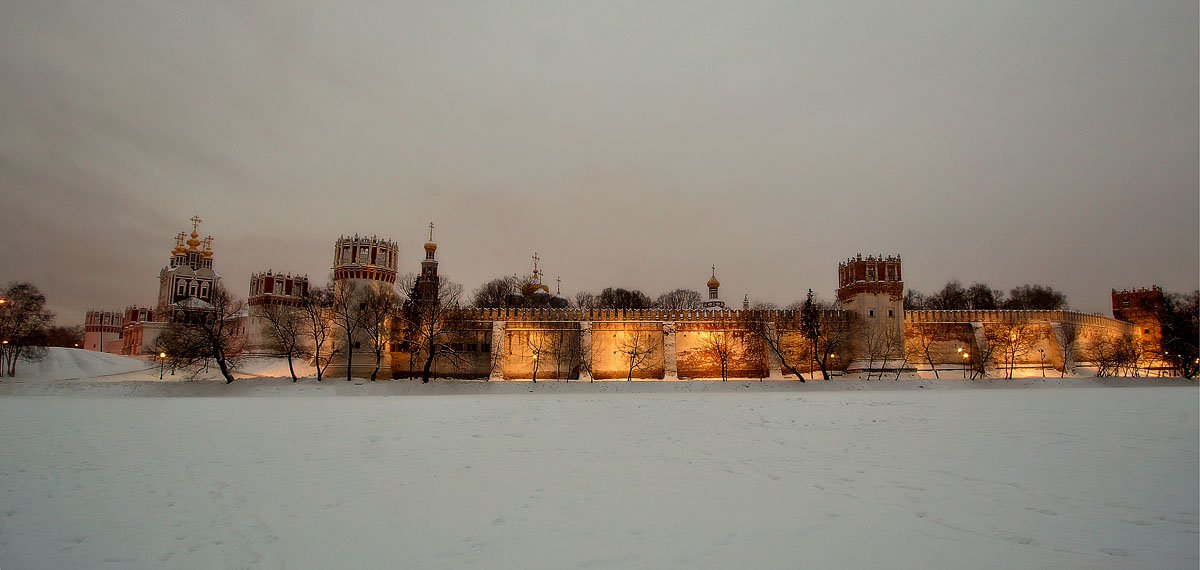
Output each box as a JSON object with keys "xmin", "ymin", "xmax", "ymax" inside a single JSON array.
[{"xmin": 903, "ymin": 310, "xmax": 1135, "ymax": 373}]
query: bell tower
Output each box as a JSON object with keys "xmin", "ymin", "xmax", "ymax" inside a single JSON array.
[{"xmin": 416, "ymin": 222, "xmax": 440, "ymax": 303}]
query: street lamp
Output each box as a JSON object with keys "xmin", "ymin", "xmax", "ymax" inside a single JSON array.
[
  {"xmin": 962, "ymin": 351, "xmax": 969, "ymax": 379},
  {"xmin": 158, "ymin": 352, "xmax": 167, "ymax": 380},
  {"xmin": 1038, "ymin": 348, "xmax": 1045, "ymax": 377}
]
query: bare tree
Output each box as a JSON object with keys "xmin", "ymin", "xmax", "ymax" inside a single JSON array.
[
  {"xmin": 44, "ymin": 325, "xmax": 83, "ymax": 348},
  {"xmin": 965, "ymin": 283, "xmax": 1004, "ymax": 309},
  {"xmin": 471, "ymin": 274, "xmax": 527, "ymax": 308},
  {"xmin": 1055, "ymin": 322, "xmax": 1080, "ymax": 377},
  {"xmin": 400, "ymin": 278, "xmax": 466, "ymax": 383},
  {"xmin": 0, "ymin": 282, "xmax": 54, "ymax": 377},
  {"xmin": 252, "ymin": 302, "xmax": 307, "ymax": 382},
  {"xmin": 1003, "ymin": 284, "xmax": 1068, "ymax": 310},
  {"xmin": 158, "ymin": 283, "xmax": 245, "ymax": 383},
  {"xmin": 968, "ymin": 328, "xmax": 998, "ymax": 379},
  {"xmin": 698, "ymin": 328, "xmax": 736, "ymax": 381},
  {"xmin": 1087, "ymin": 336, "xmax": 1123, "ymax": 377},
  {"xmin": 656, "ymin": 289, "xmax": 703, "ymax": 310},
  {"xmin": 905, "ymin": 323, "xmax": 942, "ymax": 378},
  {"xmin": 574, "ymin": 291, "xmax": 597, "ymax": 310},
  {"xmin": 596, "ymin": 288, "xmax": 653, "ymax": 310},
  {"xmin": 799, "ymin": 290, "xmax": 854, "ymax": 380},
  {"xmin": 860, "ymin": 320, "xmax": 902, "ymax": 380},
  {"xmin": 524, "ymin": 329, "xmax": 559, "ymax": 383},
  {"xmin": 617, "ymin": 328, "xmax": 660, "ymax": 381},
  {"xmin": 330, "ymin": 279, "xmax": 366, "ymax": 381},
  {"xmin": 360, "ymin": 282, "xmax": 399, "ymax": 381},
  {"xmin": 748, "ymin": 318, "xmax": 805, "ymax": 381},
  {"xmin": 550, "ymin": 326, "xmax": 582, "ymax": 381},
  {"xmin": 990, "ymin": 322, "xmax": 1040, "ymax": 379},
  {"xmin": 298, "ymin": 286, "xmax": 337, "ymax": 382}
]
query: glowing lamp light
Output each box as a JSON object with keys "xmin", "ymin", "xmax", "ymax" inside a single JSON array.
[
  {"xmin": 962, "ymin": 352, "xmax": 969, "ymax": 359},
  {"xmin": 159, "ymin": 352, "xmax": 167, "ymax": 358}
]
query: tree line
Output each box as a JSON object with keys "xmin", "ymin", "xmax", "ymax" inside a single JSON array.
[{"xmin": 904, "ymin": 280, "xmax": 1068, "ymax": 311}]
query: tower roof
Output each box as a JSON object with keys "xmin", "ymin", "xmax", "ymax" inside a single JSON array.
[
  {"xmin": 424, "ymin": 221, "xmax": 437, "ymax": 252},
  {"xmin": 707, "ymin": 266, "xmax": 720, "ymax": 289}
]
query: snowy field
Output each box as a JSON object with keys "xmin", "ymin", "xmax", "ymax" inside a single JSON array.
[{"xmin": 0, "ymin": 350, "xmax": 1196, "ymax": 570}]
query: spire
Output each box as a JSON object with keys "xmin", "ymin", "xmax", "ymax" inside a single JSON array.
[{"xmin": 423, "ymin": 221, "xmax": 438, "ymax": 257}]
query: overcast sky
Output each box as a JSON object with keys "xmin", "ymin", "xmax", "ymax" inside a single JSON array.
[{"xmin": 2, "ymin": 1, "xmax": 1196, "ymax": 324}]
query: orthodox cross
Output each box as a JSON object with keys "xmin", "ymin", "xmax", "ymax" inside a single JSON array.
[
  {"xmin": 712, "ymin": 265, "xmax": 716, "ymax": 277},
  {"xmin": 190, "ymin": 215, "xmax": 202, "ymax": 233},
  {"xmin": 556, "ymin": 276, "xmax": 561, "ymax": 294},
  {"xmin": 532, "ymin": 252, "xmax": 540, "ymax": 276},
  {"xmin": 428, "ymin": 221, "xmax": 434, "ymax": 241}
]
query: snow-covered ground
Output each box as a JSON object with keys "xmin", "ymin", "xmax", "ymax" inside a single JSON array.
[{"xmin": 0, "ymin": 349, "xmax": 1196, "ymax": 569}]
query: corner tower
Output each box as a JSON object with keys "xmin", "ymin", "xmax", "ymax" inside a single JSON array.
[
  {"xmin": 836, "ymin": 253, "xmax": 904, "ymax": 329},
  {"xmin": 332, "ymin": 234, "xmax": 398, "ymax": 286}
]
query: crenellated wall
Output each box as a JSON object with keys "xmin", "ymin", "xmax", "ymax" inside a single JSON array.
[{"xmin": 903, "ymin": 310, "xmax": 1135, "ymax": 374}]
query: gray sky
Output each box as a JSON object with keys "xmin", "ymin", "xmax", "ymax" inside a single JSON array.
[{"xmin": 2, "ymin": 1, "xmax": 1196, "ymax": 325}]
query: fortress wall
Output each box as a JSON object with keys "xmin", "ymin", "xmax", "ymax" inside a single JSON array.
[
  {"xmin": 674, "ymin": 322, "xmax": 768, "ymax": 379},
  {"xmin": 902, "ymin": 311, "xmax": 1135, "ymax": 372},
  {"xmin": 500, "ymin": 321, "xmax": 582, "ymax": 380},
  {"xmin": 588, "ymin": 321, "xmax": 666, "ymax": 380}
]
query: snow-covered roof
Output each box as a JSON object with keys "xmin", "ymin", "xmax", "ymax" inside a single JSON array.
[{"xmin": 172, "ymin": 297, "xmax": 214, "ymax": 310}]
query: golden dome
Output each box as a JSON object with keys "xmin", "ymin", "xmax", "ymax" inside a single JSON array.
[
  {"xmin": 707, "ymin": 267, "xmax": 720, "ymax": 289},
  {"xmin": 186, "ymin": 229, "xmax": 201, "ymax": 251},
  {"xmin": 522, "ymin": 282, "xmax": 550, "ymax": 296},
  {"xmin": 172, "ymin": 232, "xmax": 187, "ymax": 255},
  {"xmin": 424, "ymin": 241, "xmax": 437, "ymax": 252}
]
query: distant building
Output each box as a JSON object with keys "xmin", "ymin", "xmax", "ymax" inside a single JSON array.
[{"xmin": 83, "ymin": 310, "xmax": 122, "ymax": 353}]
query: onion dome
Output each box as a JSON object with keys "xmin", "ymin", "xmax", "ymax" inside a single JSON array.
[
  {"xmin": 172, "ymin": 232, "xmax": 187, "ymax": 255},
  {"xmin": 707, "ymin": 266, "xmax": 720, "ymax": 289},
  {"xmin": 424, "ymin": 221, "xmax": 437, "ymax": 252}
]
